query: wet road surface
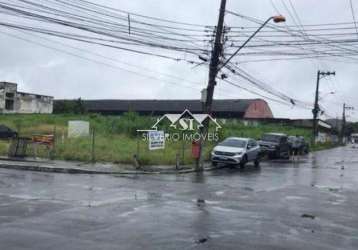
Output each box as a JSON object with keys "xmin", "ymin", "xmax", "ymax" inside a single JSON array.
[{"xmin": 1, "ymin": 146, "xmax": 358, "ymax": 250}]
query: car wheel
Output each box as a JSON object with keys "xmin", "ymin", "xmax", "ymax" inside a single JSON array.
[
  {"xmin": 268, "ymin": 153, "xmax": 274, "ymax": 160},
  {"xmin": 283, "ymin": 152, "xmax": 290, "ymax": 160},
  {"xmin": 254, "ymin": 157, "xmax": 260, "ymax": 167},
  {"xmin": 240, "ymin": 155, "xmax": 247, "ymax": 168},
  {"xmin": 212, "ymin": 161, "xmax": 218, "ymax": 167}
]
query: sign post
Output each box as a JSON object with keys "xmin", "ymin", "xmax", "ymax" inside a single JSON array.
[{"xmin": 148, "ymin": 131, "xmax": 165, "ymax": 151}]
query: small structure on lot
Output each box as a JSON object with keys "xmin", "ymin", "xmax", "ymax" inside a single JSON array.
[
  {"xmin": 0, "ymin": 82, "xmax": 53, "ymax": 114},
  {"xmin": 68, "ymin": 121, "xmax": 90, "ymax": 138}
]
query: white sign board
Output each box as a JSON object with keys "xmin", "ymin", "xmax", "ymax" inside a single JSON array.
[
  {"xmin": 148, "ymin": 131, "xmax": 165, "ymax": 150},
  {"xmin": 68, "ymin": 121, "xmax": 90, "ymax": 138}
]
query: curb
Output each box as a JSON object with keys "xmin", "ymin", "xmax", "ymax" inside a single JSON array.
[
  {"xmin": 0, "ymin": 157, "xmax": 52, "ymax": 164},
  {"xmin": 0, "ymin": 162, "xmax": 222, "ymax": 175},
  {"xmin": 0, "ymin": 163, "xmax": 112, "ymax": 174}
]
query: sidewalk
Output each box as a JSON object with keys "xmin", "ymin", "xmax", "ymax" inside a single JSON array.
[{"xmin": 0, "ymin": 157, "xmax": 216, "ymax": 175}]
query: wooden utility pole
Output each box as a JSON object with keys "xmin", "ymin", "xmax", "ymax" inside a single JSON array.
[
  {"xmin": 341, "ymin": 103, "xmax": 354, "ymax": 144},
  {"xmin": 196, "ymin": 0, "xmax": 227, "ymax": 171},
  {"xmin": 312, "ymin": 71, "xmax": 321, "ymax": 145},
  {"xmin": 203, "ymin": 0, "xmax": 227, "ymax": 115},
  {"xmin": 341, "ymin": 103, "xmax": 346, "ymax": 144},
  {"xmin": 312, "ymin": 70, "xmax": 335, "ymax": 145}
]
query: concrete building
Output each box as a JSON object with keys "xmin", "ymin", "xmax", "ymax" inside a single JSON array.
[
  {"xmin": 0, "ymin": 82, "xmax": 53, "ymax": 114},
  {"xmin": 291, "ymin": 119, "xmax": 335, "ymax": 143}
]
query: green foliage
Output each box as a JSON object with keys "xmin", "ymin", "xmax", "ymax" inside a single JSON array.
[
  {"xmin": 311, "ymin": 142, "xmax": 337, "ymax": 152},
  {"xmin": 218, "ymin": 120, "xmax": 312, "ymax": 141},
  {"xmin": 351, "ymin": 122, "xmax": 358, "ymax": 133},
  {"xmin": 0, "ymin": 113, "xmax": 335, "ymax": 165},
  {"xmin": 53, "ymin": 99, "xmax": 87, "ymax": 114},
  {"xmin": 115, "ymin": 112, "xmax": 154, "ymax": 137}
]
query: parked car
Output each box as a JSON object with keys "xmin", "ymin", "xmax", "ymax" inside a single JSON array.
[
  {"xmin": 351, "ymin": 133, "xmax": 358, "ymax": 144},
  {"xmin": 211, "ymin": 137, "xmax": 261, "ymax": 168},
  {"xmin": 300, "ymin": 137, "xmax": 310, "ymax": 154},
  {"xmin": 0, "ymin": 125, "xmax": 18, "ymax": 139},
  {"xmin": 258, "ymin": 133, "xmax": 290, "ymax": 159},
  {"xmin": 288, "ymin": 136, "xmax": 310, "ymax": 155}
]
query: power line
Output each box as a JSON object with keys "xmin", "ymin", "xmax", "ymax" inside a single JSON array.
[
  {"xmin": 0, "ymin": 0, "xmax": 209, "ymax": 53},
  {"xmin": 229, "ymin": 21, "xmax": 358, "ymax": 30},
  {"xmin": 221, "ymin": 78, "xmax": 311, "ymax": 110},
  {"xmin": 0, "ymin": 27, "xmax": 242, "ymax": 99},
  {"xmin": 227, "ymin": 64, "xmax": 313, "ymax": 109},
  {"xmin": 0, "ymin": 21, "xmax": 205, "ymax": 62},
  {"xmin": 349, "ymin": 0, "xmax": 358, "ymax": 38},
  {"xmin": 0, "ymin": 29, "xmax": 205, "ymax": 92},
  {"xmin": 74, "ymin": 0, "xmax": 211, "ymax": 28},
  {"xmin": 226, "ymin": 10, "xmax": 358, "ymax": 63}
]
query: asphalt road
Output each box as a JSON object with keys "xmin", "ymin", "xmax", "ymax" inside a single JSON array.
[{"xmin": 1, "ymin": 146, "xmax": 358, "ymax": 250}]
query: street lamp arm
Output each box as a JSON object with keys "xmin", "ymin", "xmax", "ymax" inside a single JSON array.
[{"xmin": 219, "ymin": 16, "xmax": 275, "ymax": 71}]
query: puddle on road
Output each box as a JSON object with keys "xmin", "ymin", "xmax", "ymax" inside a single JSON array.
[
  {"xmin": 311, "ymin": 185, "xmax": 347, "ymax": 205},
  {"xmin": 313, "ymin": 185, "xmax": 342, "ymax": 192},
  {"xmin": 192, "ymin": 199, "xmax": 220, "ymax": 206},
  {"xmin": 215, "ymin": 191, "xmax": 225, "ymax": 196},
  {"xmin": 211, "ymin": 206, "xmax": 239, "ymax": 213},
  {"xmin": 147, "ymin": 192, "xmax": 163, "ymax": 200},
  {"xmin": 117, "ymin": 204, "xmax": 152, "ymax": 218},
  {"xmin": 285, "ymin": 196, "xmax": 307, "ymax": 201},
  {"xmin": 79, "ymin": 190, "xmax": 162, "ymax": 207}
]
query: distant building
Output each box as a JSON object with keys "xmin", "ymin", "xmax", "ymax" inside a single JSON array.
[
  {"xmin": 291, "ymin": 119, "xmax": 335, "ymax": 143},
  {"xmin": 325, "ymin": 118, "xmax": 343, "ymax": 131},
  {"xmin": 0, "ymin": 82, "xmax": 53, "ymax": 114},
  {"xmin": 54, "ymin": 99, "xmax": 274, "ymax": 119}
]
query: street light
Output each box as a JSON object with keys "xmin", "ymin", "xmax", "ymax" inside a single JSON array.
[
  {"xmin": 273, "ymin": 15, "xmax": 286, "ymax": 23},
  {"xmin": 219, "ymin": 15, "xmax": 286, "ymax": 70}
]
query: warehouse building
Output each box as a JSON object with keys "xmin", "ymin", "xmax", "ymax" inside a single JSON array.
[{"xmin": 55, "ymin": 99, "xmax": 274, "ymax": 119}]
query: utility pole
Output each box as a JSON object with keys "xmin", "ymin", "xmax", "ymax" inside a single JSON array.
[
  {"xmin": 196, "ymin": 0, "xmax": 227, "ymax": 171},
  {"xmin": 203, "ymin": 0, "xmax": 227, "ymax": 115},
  {"xmin": 312, "ymin": 70, "xmax": 335, "ymax": 145},
  {"xmin": 341, "ymin": 103, "xmax": 354, "ymax": 144},
  {"xmin": 341, "ymin": 103, "xmax": 346, "ymax": 145}
]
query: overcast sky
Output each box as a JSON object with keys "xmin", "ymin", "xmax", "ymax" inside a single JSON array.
[{"xmin": 0, "ymin": 0, "xmax": 357, "ymax": 121}]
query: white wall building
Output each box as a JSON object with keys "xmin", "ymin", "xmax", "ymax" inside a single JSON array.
[{"xmin": 0, "ymin": 82, "xmax": 53, "ymax": 114}]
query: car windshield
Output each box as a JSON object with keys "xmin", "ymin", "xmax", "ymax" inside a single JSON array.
[
  {"xmin": 288, "ymin": 136, "xmax": 295, "ymax": 142},
  {"xmin": 262, "ymin": 134, "xmax": 281, "ymax": 143},
  {"xmin": 219, "ymin": 139, "xmax": 247, "ymax": 148}
]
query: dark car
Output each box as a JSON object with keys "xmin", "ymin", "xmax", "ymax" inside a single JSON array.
[
  {"xmin": 258, "ymin": 133, "xmax": 290, "ymax": 159},
  {"xmin": 298, "ymin": 136, "xmax": 310, "ymax": 154},
  {"xmin": 288, "ymin": 136, "xmax": 310, "ymax": 155},
  {"xmin": 0, "ymin": 125, "xmax": 18, "ymax": 139}
]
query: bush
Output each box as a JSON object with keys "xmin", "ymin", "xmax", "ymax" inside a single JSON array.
[
  {"xmin": 115, "ymin": 112, "xmax": 154, "ymax": 137},
  {"xmin": 53, "ymin": 99, "xmax": 87, "ymax": 114}
]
